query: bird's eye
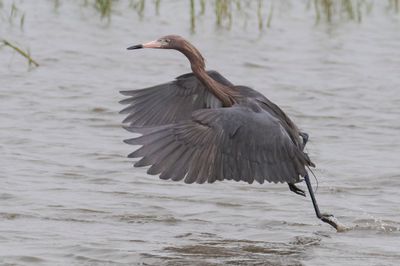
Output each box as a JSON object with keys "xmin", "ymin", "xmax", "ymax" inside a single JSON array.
[{"xmin": 158, "ymin": 39, "xmax": 170, "ymax": 45}]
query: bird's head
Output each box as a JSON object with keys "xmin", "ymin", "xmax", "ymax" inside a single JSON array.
[
  {"xmin": 127, "ymin": 35, "xmax": 205, "ymax": 69},
  {"xmin": 127, "ymin": 35, "xmax": 184, "ymax": 50}
]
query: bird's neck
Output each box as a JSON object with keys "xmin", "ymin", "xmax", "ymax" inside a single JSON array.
[
  {"xmin": 177, "ymin": 43, "xmax": 236, "ymax": 107},
  {"xmin": 191, "ymin": 65, "xmax": 236, "ymax": 107}
]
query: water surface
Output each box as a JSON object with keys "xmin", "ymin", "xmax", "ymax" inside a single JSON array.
[{"xmin": 1, "ymin": 1, "xmax": 400, "ymax": 265}]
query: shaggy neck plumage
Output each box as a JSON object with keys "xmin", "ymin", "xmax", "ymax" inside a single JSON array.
[{"xmin": 177, "ymin": 41, "xmax": 236, "ymax": 107}]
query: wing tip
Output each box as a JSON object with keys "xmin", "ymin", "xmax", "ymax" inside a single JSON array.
[
  {"xmin": 122, "ymin": 125, "xmax": 145, "ymax": 133},
  {"xmin": 119, "ymin": 90, "xmax": 132, "ymax": 96}
]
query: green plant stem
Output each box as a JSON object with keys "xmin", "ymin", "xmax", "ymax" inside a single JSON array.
[
  {"xmin": 190, "ymin": 0, "xmax": 195, "ymax": 32},
  {"xmin": 2, "ymin": 40, "xmax": 39, "ymax": 67},
  {"xmin": 257, "ymin": 0, "xmax": 263, "ymax": 30},
  {"xmin": 266, "ymin": 1, "xmax": 274, "ymax": 28}
]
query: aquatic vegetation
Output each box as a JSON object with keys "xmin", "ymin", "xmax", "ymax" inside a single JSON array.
[
  {"xmin": 388, "ymin": 0, "xmax": 400, "ymax": 12},
  {"xmin": 257, "ymin": 0, "xmax": 264, "ymax": 30},
  {"xmin": 1, "ymin": 39, "xmax": 39, "ymax": 67},
  {"xmin": 70, "ymin": 0, "xmax": 399, "ymax": 30},
  {"xmin": 190, "ymin": 0, "xmax": 195, "ymax": 32},
  {"xmin": 1, "ymin": 0, "xmax": 398, "ymax": 69},
  {"xmin": 312, "ymin": 0, "xmax": 374, "ymax": 23},
  {"xmin": 266, "ymin": 1, "xmax": 274, "ymax": 28},
  {"xmin": 2, "ymin": 1, "xmax": 25, "ymax": 29},
  {"xmin": 200, "ymin": 0, "xmax": 206, "ymax": 15},
  {"xmin": 94, "ymin": 0, "xmax": 112, "ymax": 18},
  {"xmin": 154, "ymin": 0, "xmax": 161, "ymax": 15},
  {"xmin": 215, "ymin": 0, "xmax": 232, "ymax": 28},
  {"xmin": 0, "ymin": 1, "xmax": 35, "ymax": 67},
  {"xmin": 129, "ymin": 0, "xmax": 145, "ymax": 18}
]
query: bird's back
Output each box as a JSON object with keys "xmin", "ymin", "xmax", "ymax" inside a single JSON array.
[
  {"xmin": 233, "ymin": 85, "xmax": 305, "ymax": 154},
  {"xmin": 121, "ymin": 70, "xmax": 314, "ymax": 184}
]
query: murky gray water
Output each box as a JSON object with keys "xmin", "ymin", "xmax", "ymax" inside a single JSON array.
[{"xmin": 1, "ymin": 1, "xmax": 400, "ymax": 265}]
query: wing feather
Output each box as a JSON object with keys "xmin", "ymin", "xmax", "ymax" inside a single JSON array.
[
  {"xmin": 120, "ymin": 71, "xmax": 232, "ymax": 127},
  {"xmin": 124, "ymin": 106, "xmax": 309, "ymax": 184}
]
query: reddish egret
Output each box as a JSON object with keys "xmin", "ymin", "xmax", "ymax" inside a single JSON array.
[{"xmin": 120, "ymin": 35, "xmax": 339, "ymax": 230}]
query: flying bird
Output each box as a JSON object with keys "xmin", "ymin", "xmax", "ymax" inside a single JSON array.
[{"xmin": 120, "ymin": 35, "xmax": 339, "ymax": 230}]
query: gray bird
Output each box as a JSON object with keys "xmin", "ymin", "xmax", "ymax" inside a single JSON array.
[{"xmin": 120, "ymin": 35, "xmax": 339, "ymax": 230}]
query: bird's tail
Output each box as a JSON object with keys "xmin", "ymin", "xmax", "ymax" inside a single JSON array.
[{"xmin": 304, "ymin": 152, "xmax": 316, "ymax": 167}]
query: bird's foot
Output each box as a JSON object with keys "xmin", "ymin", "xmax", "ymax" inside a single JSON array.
[
  {"xmin": 320, "ymin": 214, "xmax": 346, "ymax": 232},
  {"xmin": 288, "ymin": 183, "xmax": 306, "ymax": 197}
]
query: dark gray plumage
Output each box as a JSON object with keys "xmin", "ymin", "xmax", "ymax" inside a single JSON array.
[
  {"xmin": 120, "ymin": 35, "xmax": 340, "ymax": 230},
  {"xmin": 120, "ymin": 71, "xmax": 228, "ymax": 126},
  {"xmin": 120, "ymin": 71, "xmax": 312, "ymax": 185}
]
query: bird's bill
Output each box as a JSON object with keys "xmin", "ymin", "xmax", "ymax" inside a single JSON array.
[
  {"xmin": 127, "ymin": 40, "xmax": 161, "ymax": 50},
  {"xmin": 127, "ymin": 44, "xmax": 143, "ymax": 50}
]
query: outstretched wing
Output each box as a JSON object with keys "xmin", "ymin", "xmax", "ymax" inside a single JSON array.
[
  {"xmin": 124, "ymin": 106, "xmax": 309, "ymax": 184},
  {"xmin": 119, "ymin": 70, "xmax": 233, "ymax": 127}
]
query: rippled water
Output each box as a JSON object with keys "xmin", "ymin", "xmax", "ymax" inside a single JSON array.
[{"xmin": 1, "ymin": 1, "xmax": 400, "ymax": 265}]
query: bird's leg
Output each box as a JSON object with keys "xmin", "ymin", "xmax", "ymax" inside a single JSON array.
[
  {"xmin": 300, "ymin": 132, "xmax": 309, "ymax": 150},
  {"xmin": 288, "ymin": 183, "xmax": 306, "ymax": 197},
  {"xmin": 304, "ymin": 174, "xmax": 339, "ymax": 230}
]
